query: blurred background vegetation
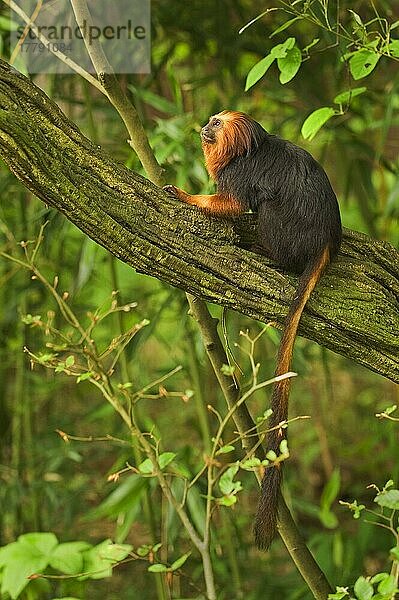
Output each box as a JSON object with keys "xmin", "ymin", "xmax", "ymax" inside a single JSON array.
[{"xmin": 0, "ymin": 1, "xmax": 398, "ymax": 598}]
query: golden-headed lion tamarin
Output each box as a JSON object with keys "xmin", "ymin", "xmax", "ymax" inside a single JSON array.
[{"xmin": 164, "ymin": 110, "xmax": 342, "ymax": 550}]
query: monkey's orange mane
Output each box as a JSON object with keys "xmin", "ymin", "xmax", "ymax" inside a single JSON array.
[{"xmin": 203, "ymin": 111, "xmax": 257, "ymax": 180}]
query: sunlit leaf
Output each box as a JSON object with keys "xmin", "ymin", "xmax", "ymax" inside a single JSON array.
[
  {"xmin": 216, "ymin": 445, "xmax": 235, "ymax": 456},
  {"xmin": 374, "ymin": 488, "xmax": 399, "ymax": 509},
  {"xmin": 170, "ymin": 552, "xmax": 191, "ymax": 571},
  {"xmin": 158, "ymin": 452, "xmax": 176, "ymax": 469},
  {"xmin": 301, "ymin": 107, "xmax": 336, "ymax": 140},
  {"xmin": 353, "ymin": 576, "xmax": 373, "ymax": 600},
  {"xmin": 277, "ymin": 45, "xmax": 302, "ymax": 83},
  {"xmin": 219, "ymin": 464, "xmax": 241, "ymax": 495},
  {"xmin": 148, "ymin": 563, "xmax": 168, "ymax": 573},
  {"xmin": 240, "ymin": 457, "xmax": 261, "ymax": 470},
  {"xmin": 349, "ymin": 50, "xmax": 380, "ymax": 80},
  {"xmin": 377, "ymin": 574, "xmax": 398, "ymax": 595},
  {"xmin": 49, "ymin": 542, "xmax": 90, "ymax": 575},
  {"xmin": 270, "ymin": 17, "xmax": 301, "ymax": 37},
  {"xmin": 245, "ymin": 54, "xmax": 275, "ymax": 91},
  {"xmin": 270, "ymin": 37, "xmax": 296, "ymax": 58},
  {"xmin": 348, "ymin": 10, "xmax": 363, "ymax": 27},
  {"xmin": 334, "ymin": 87, "xmax": 367, "ymax": 105}
]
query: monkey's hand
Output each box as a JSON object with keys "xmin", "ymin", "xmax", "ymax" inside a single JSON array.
[
  {"xmin": 163, "ymin": 186, "xmax": 244, "ymax": 216},
  {"xmin": 163, "ymin": 185, "xmax": 190, "ymax": 203}
]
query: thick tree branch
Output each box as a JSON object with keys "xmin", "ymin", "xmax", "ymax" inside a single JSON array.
[{"xmin": 0, "ymin": 59, "xmax": 398, "ymax": 382}]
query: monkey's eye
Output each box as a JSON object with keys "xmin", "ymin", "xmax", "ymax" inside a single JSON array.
[{"xmin": 212, "ymin": 119, "xmax": 222, "ymax": 127}]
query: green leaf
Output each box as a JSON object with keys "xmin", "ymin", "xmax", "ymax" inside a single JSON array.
[
  {"xmin": 136, "ymin": 544, "xmax": 152, "ymax": 557},
  {"xmin": 0, "ymin": 543, "xmax": 49, "ymax": 599},
  {"xmin": 374, "ymin": 489, "xmax": 399, "ymax": 509},
  {"xmin": 65, "ymin": 355, "xmax": 75, "ymax": 368},
  {"xmin": 152, "ymin": 543, "xmax": 162, "ymax": 553},
  {"xmin": 348, "ymin": 10, "xmax": 363, "ymax": 26},
  {"xmin": 370, "ymin": 573, "xmax": 389, "ymax": 585},
  {"xmin": 138, "ymin": 452, "xmax": 176, "ymax": 475},
  {"xmin": 0, "ymin": 542, "xmax": 17, "ymax": 567},
  {"xmin": 219, "ymin": 464, "xmax": 240, "ymax": 495},
  {"xmin": 216, "ymin": 445, "xmax": 235, "ymax": 456},
  {"xmin": 37, "ymin": 352, "xmax": 57, "ymax": 364},
  {"xmin": 382, "ymin": 480, "xmax": 394, "ymax": 491},
  {"xmin": 321, "ymin": 469, "xmax": 341, "ymax": 510},
  {"xmin": 353, "ymin": 576, "xmax": 373, "ymax": 600},
  {"xmin": 303, "ymin": 38, "xmax": 320, "ymax": 53},
  {"xmin": 334, "ymin": 87, "xmax": 367, "ymax": 105},
  {"xmin": 319, "ymin": 509, "xmax": 338, "ymax": 529},
  {"xmin": 377, "ymin": 574, "xmax": 397, "ymax": 595},
  {"xmin": 349, "ymin": 50, "xmax": 380, "ymax": 80},
  {"xmin": 158, "ymin": 452, "xmax": 176, "ymax": 470},
  {"xmin": 81, "ymin": 540, "xmax": 131, "ymax": 580},
  {"xmin": 186, "ymin": 486, "xmax": 206, "ymax": 537},
  {"xmin": 101, "ymin": 543, "xmax": 132, "ymax": 562},
  {"xmin": 221, "ymin": 364, "xmax": 235, "ymax": 376},
  {"xmin": 138, "ymin": 458, "xmax": 154, "ymax": 474},
  {"xmin": 389, "ymin": 546, "xmax": 399, "ymax": 561},
  {"xmin": 245, "ymin": 54, "xmax": 275, "ymax": 91},
  {"xmin": 170, "ymin": 552, "xmax": 191, "ymax": 571},
  {"xmin": 256, "ymin": 408, "xmax": 273, "ymax": 424},
  {"xmin": 266, "ymin": 450, "xmax": 277, "ymax": 461},
  {"xmin": 240, "ymin": 457, "xmax": 261, "ymax": 470},
  {"xmin": 148, "ymin": 563, "xmax": 168, "ymax": 573},
  {"xmin": 388, "ymin": 40, "xmax": 399, "ymax": 57},
  {"xmin": 270, "ymin": 17, "xmax": 301, "ymax": 37},
  {"xmin": 218, "ymin": 495, "xmax": 237, "ymax": 506},
  {"xmin": 128, "ymin": 86, "xmax": 180, "ymax": 115},
  {"xmin": 270, "ymin": 37, "xmax": 296, "ymax": 58},
  {"xmin": 86, "ymin": 476, "xmax": 147, "ymax": 520},
  {"xmin": 279, "ymin": 439, "xmax": 289, "ymax": 455},
  {"xmin": 301, "ymin": 107, "xmax": 336, "ymax": 140},
  {"xmin": 22, "ymin": 314, "xmax": 42, "ymax": 324},
  {"xmin": 77, "ymin": 371, "xmax": 93, "ymax": 382},
  {"xmin": 49, "ymin": 542, "xmax": 90, "ymax": 575},
  {"xmin": 277, "ymin": 45, "xmax": 302, "ymax": 83},
  {"xmin": 19, "ymin": 532, "xmax": 58, "ymax": 557}
]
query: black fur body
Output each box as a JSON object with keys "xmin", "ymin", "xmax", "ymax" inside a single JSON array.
[{"xmin": 217, "ymin": 125, "xmax": 342, "ymax": 273}]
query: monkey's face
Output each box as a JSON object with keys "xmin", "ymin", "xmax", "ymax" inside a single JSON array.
[
  {"xmin": 200, "ymin": 115, "xmax": 224, "ymax": 145},
  {"xmin": 200, "ymin": 111, "xmax": 261, "ymax": 177},
  {"xmin": 200, "ymin": 110, "xmax": 253, "ymax": 151}
]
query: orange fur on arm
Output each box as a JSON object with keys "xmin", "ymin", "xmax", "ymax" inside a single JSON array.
[{"xmin": 163, "ymin": 185, "xmax": 243, "ymax": 216}]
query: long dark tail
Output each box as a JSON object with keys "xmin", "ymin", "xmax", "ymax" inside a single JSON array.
[{"xmin": 254, "ymin": 246, "xmax": 330, "ymax": 550}]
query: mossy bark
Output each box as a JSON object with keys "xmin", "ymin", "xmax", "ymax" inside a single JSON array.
[{"xmin": 0, "ymin": 59, "xmax": 398, "ymax": 382}]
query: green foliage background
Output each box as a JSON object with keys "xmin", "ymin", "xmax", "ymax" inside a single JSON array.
[{"xmin": 0, "ymin": 1, "xmax": 398, "ymax": 599}]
